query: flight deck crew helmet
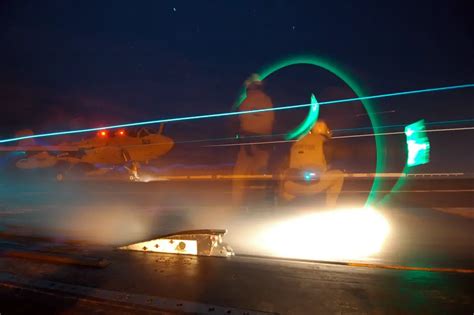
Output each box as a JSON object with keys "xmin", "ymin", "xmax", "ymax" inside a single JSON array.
[
  {"xmin": 311, "ymin": 120, "xmax": 332, "ymax": 138},
  {"xmin": 244, "ymin": 73, "xmax": 263, "ymax": 90}
]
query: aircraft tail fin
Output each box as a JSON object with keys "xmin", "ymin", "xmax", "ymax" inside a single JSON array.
[
  {"xmin": 15, "ymin": 129, "xmax": 36, "ymax": 146},
  {"xmin": 158, "ymin": 123, "xmax": 165, "ymax": 135}
]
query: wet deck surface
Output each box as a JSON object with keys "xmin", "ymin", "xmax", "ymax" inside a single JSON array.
[
  {"xmin": 0, "ymin": 177, "xmax": 473, "ymax": 314},
  {"xmin": 1, "ymin": 246, "xmax": 473, "ymax": 314}
]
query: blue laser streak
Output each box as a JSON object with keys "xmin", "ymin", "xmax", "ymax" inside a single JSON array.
[{"xmin": 0, "ymin": 83, "xmax": 472, "ymax": 144}]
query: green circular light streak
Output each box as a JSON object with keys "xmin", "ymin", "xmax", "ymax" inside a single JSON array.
[
  {"xmin": 285, "ymin": 93, "xmax": 320, "ymax": 140},
  {"xmin": 234, "ymin": 55, "xmax": 386, "ymax": 206}
]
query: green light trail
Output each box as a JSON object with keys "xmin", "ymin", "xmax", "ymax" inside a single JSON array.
[
  {"xmin": 231, "ymin": 55, "xmax": 470, "ymax": 205},
  {"xmin": 405, "ymin": 120, "xmax": 430, "ymax": 167},
  {"xmin": 381, "ymin": 120, "xmax": 432, "ymax": 206},
  {"xmin": 234, "ymin": 55, "xmax": 382, "ymax": 206},
  {"xmin": 285, "ymin": 93, "xmax": 320, "ymax": 140}
]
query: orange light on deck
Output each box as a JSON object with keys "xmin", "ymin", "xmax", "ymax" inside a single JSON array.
[
  {"xmin": 117, "ymin": 130, "xmax": 125, "ymax": 136},
  {"xmin": 98, "ymin": 130, "xmax": 108, "ymax": 137}
]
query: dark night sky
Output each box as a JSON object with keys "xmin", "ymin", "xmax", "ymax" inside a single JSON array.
[{"xmin": 0, "ymin": 1, "xmax": 473, "ymax": 171}]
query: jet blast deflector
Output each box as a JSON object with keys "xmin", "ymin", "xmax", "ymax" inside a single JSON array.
[{"xmin": 119, "ymin": 229, "xmax": 234, "ymax": 257}]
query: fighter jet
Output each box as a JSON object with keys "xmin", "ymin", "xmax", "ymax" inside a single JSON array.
[{"xmin": 0, "ymin": 126, "xmax": 174, "ymax": 181}]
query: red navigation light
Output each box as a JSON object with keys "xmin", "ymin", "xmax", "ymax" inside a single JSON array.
[
  {"xmin": 98, "ymin": 130, "xmax": 108, "ymax": 137},
  {"xmin": 117, "ymin": 130, "xmax": 125, "ymax": 136}
]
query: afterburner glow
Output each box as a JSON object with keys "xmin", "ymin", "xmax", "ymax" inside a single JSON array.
[{"xmin": 257, "ymin": 207, "xmax": 390, "ymax": 261}]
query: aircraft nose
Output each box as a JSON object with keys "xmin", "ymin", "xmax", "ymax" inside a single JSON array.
[{"xmin": 163, "ymin": 136, "xmax": 174, "ymax": 152}]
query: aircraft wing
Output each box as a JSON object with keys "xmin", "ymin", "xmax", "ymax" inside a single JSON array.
[{"xmin": 0, "ymin": 145, "xmax": 80, "ymax": 152}]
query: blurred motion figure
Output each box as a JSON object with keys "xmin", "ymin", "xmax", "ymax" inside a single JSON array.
[
  {"xmin": 281, "ymin": 120, "xmax": 344, "ymax": 208},
  {"xmin": 232, "ymin": 74, "xmax": 275, "ymax": 207}
]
